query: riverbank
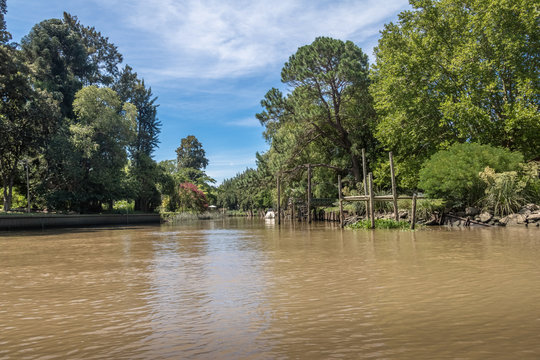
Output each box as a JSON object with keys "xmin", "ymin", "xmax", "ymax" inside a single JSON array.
[
  {"xmin": 0, "ymin": 213, "xmax": 161, "ymax": 231},
  {"xmin": 342, "ymin": 203, "xmax": 540, "ymax": 228}
]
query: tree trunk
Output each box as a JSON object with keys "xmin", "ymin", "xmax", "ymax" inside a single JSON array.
[
  {"xmin": 139, "ymin": 198, "xmax": 148, "ymax": 213},
  {"xmin": 134, "ymin": 198, "xmax": 142, "ymax": 211},
  {"xmin": 351, "ymin": 155, "xmax": 362, "ymax": 184},
  {"xmin": 2, "ymin": 171, "xmax": 14, "ymax": 212}
]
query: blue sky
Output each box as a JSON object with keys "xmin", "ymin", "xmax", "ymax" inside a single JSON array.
[{"xmin": 5, "ymin": 0, "xmax": 410, "ymax": 184}]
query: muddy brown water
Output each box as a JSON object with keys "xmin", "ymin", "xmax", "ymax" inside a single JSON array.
[{"xmin": 1, "ymin": 219, "xmax": 539, "ymax": 359}]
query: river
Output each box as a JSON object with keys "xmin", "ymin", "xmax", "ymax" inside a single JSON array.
[{"xmin": 1, "ymin": 219, "xmax": 539, "ymax": 359}]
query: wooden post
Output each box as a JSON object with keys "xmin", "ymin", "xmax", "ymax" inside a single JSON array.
[
  {"xmin": 362, "ymin": 148, "xmax": 369, "ymax": 220},
  {"xmin": 411, "ymin": 194, "xmax": 417, "ymax": 230},
  {"xmin": 25, "ymin": 160, "xmax": 30, "ymax": 213},
  {"xmin": 389, "ymin": 151, "xmax": 399, "ymax": 221},
  {"xmin": 291, "ymin": 199, "xmax": 295, "ymax": 222},
  {"xmin": 368, "ymin": 172, "xmax": 375, "ymax": 229},
  {"xmin": 277, "ymin": 175, "xmax": 281, "ymax": 225},
  {"xmin": 338, "ymin": 175, "xmax": 343, "ymax": 228},
  {"xmin": 307, "ymin": 164, "xmax": 312, "ymax": 224}
]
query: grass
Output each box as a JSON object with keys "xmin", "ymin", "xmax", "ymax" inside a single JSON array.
[
  {"xmin": 161, "ymin": 211, "xmax": 224, "ymax": 222},
  {"xmin": 347, "ymin": 218, "xmax": 412, "ymax": 230}
]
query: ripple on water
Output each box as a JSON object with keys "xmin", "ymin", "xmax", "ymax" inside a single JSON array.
[{"xmin": 0, "ymin": 223, "xmax": 539, "ymax": 359}]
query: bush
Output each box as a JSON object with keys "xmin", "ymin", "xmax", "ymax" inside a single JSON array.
[
  {"xmin": 342, "ymin": 186, "xmax": 366, "ymax": 215},
  {"xmin": 348, "ymin": 218, "xmax": 411, "ymax": 230},
  {"xmin": 111, "ymin": 200, "xmax": 134, "ymax": 213},
  {"xmin": 417, "ymin": 198, "xmax": 446, "ymax": 220},
  {"xmin": 177, "ymin": 182, "xmax": 208, "ymax": 213},
  {"xmin": 480, "ymin": 162, "xmax": 540, "ymax": 216},
  {"xmin": 418, "ymin": 143, "xmax": 523, "ymax": 208}
]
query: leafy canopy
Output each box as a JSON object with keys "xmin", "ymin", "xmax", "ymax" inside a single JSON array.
[
  {"xmin": 176, "ymin": 135, "xmax": 209, "ymax": 171},
  {"xmin": 372, "ymin": 0, "xmax": 540, "ymax": 185}
]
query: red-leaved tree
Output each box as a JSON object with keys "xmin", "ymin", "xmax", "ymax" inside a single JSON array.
[{"xmin": 178, "ymin": 182, "xmax": 208, "ymax": 213}]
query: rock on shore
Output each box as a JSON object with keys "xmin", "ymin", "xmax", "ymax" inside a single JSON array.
[{"xmin": 475, "ymin": 204, "xmax": 540, "ymax": 227}]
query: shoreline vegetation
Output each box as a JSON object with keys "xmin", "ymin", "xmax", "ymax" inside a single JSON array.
[
  {"xmin": 1, "ymin": 1, "xmax": 539, "ymax": 226},
  {"xmin": 2, "ymin": 200, "xmax": 538, "ymax": 231}
]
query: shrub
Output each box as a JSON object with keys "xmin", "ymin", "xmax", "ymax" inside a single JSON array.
[
  {"xmin": 417, "ymin": 198, "xmax": 446, "ymax": 220},
  {"xmin": 348, "ymin": 218, "xmax": 411, "ymax": 230},
  {"xmin": 112, "ymin": 200, "xmax": 134, "ymax": 213},
  {"xmin": 342, "ymin": 186, "xmax": 366, "ymax": 215},
  {"xmin": 480, "ymin": 162, "xmax": 540, "ymax": 216},
  {"xmin": 178, "ymin": 182, "xmax": 208, "ymax": 213},
  {"xmin": 418, "ymin": 143, "xmax": 523, "ymax": 208},
  {"xmin": 373, "ymin": 188, "xmax": 394, "ymax": 213}
]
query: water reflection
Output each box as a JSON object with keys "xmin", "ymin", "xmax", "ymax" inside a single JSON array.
[{"xmin": 0, "ymin": 222, "xmax": 539, "ymax": 359}]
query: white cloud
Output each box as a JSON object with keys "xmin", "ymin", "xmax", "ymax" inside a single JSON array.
[
  {"xmin": 225, "ymin": 117, "xmax": 261, "ymax": 127},
  {"xmin": 99, "ymin": 0, "xmax": 409, "ymax": 80},
  {"xmin": 206, "ymin": 149, "xmax": 261, "ymax": 184}
]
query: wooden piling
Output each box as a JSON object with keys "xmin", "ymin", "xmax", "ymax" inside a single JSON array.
[
  {"xmin": 411, "ymin": 194, "xmax": 417, "ymax": 230},
  {"xmin": 307, "ymin": 164, "xmax": 312, "ymax": 224},
  {"xmin": 277, "ymin": 175, "xmax": 281, "ymax": 225},
  {"xmin": 368, "ymin": 172, "xmax": 375, "ymax": 229},
  {"xmin": 338, "ymin": 175, "xmax": 343, "ymax": 228},
  {"xmin": 389, "ymin": 152, "xmax": 399, "ymax": 221},
  {"xmin": 362, "ymin": 149, "xmax": 369, "ymax": 220}
]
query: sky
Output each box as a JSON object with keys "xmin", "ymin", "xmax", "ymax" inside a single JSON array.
[{"xmin": 5, "ymin": 0, "xmax": 411, "ymax": 184}]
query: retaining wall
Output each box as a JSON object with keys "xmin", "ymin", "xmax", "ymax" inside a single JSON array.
[{"xmin": 0, "ymin": 214, "xmax": 161, "ymax": 231}]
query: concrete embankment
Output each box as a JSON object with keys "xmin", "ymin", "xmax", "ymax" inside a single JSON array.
[{"xmin": 0, "ymin": 213, "xmax": 161, "ymax": 231}]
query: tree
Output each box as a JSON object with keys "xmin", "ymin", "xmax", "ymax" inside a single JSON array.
[
  {"xmin": 21, "ymin": 14, "xmax": 123, "ymax": 119},
  {"xmin": 126, "ymin": 152, "xmax": 161, "ymax": 212},
  {"xmin": 258, "ymin": 37, "xmax": 377, "ymax": 183},
  {"xmin": 176, "ymin": 135, "xmax": 209, "ymax": 172},
  {"xmin": 0, "ymin": 46, "xmax": 59, "ymax": 211},
  {"xmin": 113, "ymin": 65, "xmax": 161, "ymax": 212},
  {"xmin": 177, "ymin": 182, "xmax": 208, "ymax": 213},
  {"xmin": 114, "ymin": 65, "xmax": 161, "ymax": 156},
  {"xmin": 21, "ymin": 19, "xmax": 92, "ymax": 119},
  {"xmin": 45, "ymin": 86, "xmax": 136, "ymax": 212},
  {"xmin": 63, "ymin": 13, "xmax": 122, "ymax": 86},
  {"xmin": 372, "ymin": 0, "xmax": 540, "ymax": 187},
  {"xmin": 0, "ymin": 0, "xmax": 11, "ymax": 44}
]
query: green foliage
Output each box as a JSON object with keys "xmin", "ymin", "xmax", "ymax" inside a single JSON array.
[
  {"xmin": 62, "ymin": 13, "xmax": 122, "ymax": 86},
  {"xmin": 0, "ymin": 10, "xmax": 165, "ymax": 214},
  {"xmin": 372, "ymin": 0, "xmax": 540, "ymax": 184},
  {"xmin": 9, "ymin": 188, "xmax": 26, "ymax": 209},
  {"xmin": 348, "ymin": 218, "xmax": 410, "ymax": 230},
  {"xmin": 417, "ymin": 199, "xmax": 446, "ymax": 220},
  {"xmin": 258, "ymin": 36, "xmax": 377, "ymax": 184},
  {"xmin": 127, "ymin": 153, "xmax": 161, "ymax": 212},
  {"xmin": 0, "ymin": 0, "xmax": 10, "ymax": 44},
  {"xmin": 113, "ymin": 65, "xmax": 161, "ymax": 157},
  {"xmin": 373, "ymin": 189, "xmax": 394, "ymax": 213},
  {"xmin": 110, "ymin": 200, "xmax": 134, "ymax": 214},
  {"xmin": 176, "ymin": 135, "xmax": 209, "ymax": 172},
  {"xmin": 158, "ymin": 142, "xmax": 216, "ymax": 213},
  {"xmin": 21, "ymin": 19, "xmax": 91, "ymax": 118},
  {"xmin": 21, "ymin": 14, "xmax": 123, "ymax": 118},
  {"xmin": 418, "ymin": 143, "xmax": 523, "ymax": 207},
  {"xmin": 217, "ymin": 167, "xmax": 272, "ymax": 211},
  {"xmin": 0, "ymin": 44, "xmax": 59, "ymax": 211},
  {"xmin": 45, "ymin": 86, "xmax": 136, "ymax": 212},
  {"xmin": 480, "ymin": 162, "xmax": 540, "ymax": 216}
]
